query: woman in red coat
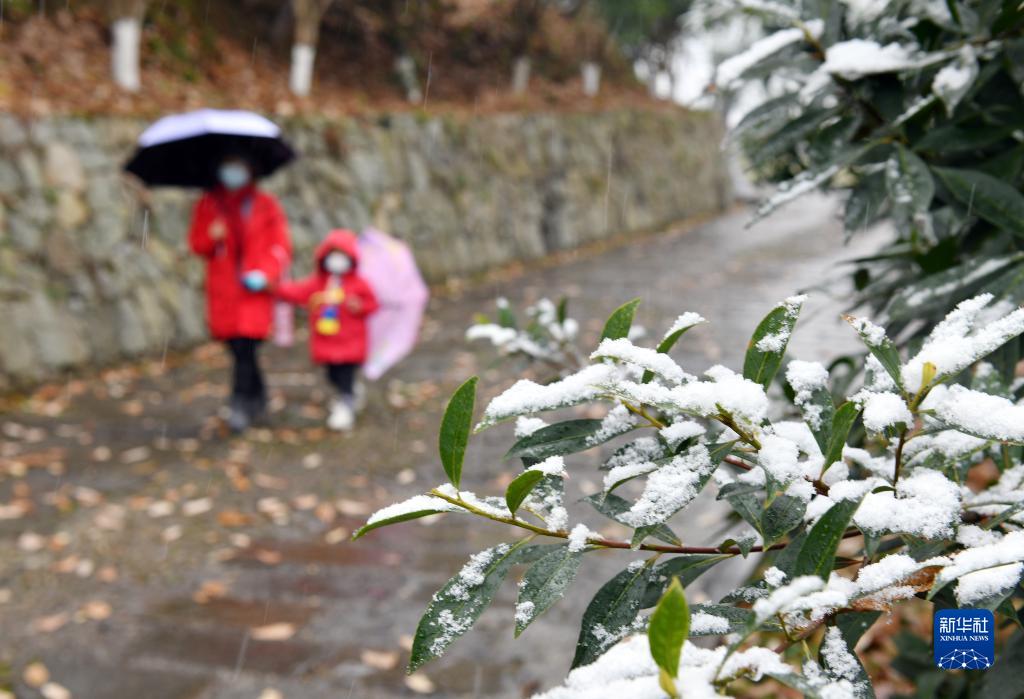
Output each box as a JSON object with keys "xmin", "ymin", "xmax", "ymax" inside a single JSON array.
[
  {"xmin": 275, "ymin": 229, "xmax": 378, "ymax": 431},
  {"xmin": 188, "ymin": 156, "xmax": 292, "ymax": 432}
]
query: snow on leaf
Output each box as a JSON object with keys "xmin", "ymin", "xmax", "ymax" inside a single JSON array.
[
  {"xmin": 478, "ymin": 364, "xmax": 616, "ymax": 428},
  {"xmin": 715, "ymin": 22, "xmax": 824, "ymax": 89},
  {"xmin": 932, "ymin": 45, "xmax": 978, "ymax": 115},
  {"xmin": 592, "ymin": 338, "xmax": 692, "ymax": 385},
  {"xmin": 852, "ymin": 469, "xmax": 961, "ymax": 538},
  {"xmin": 617, "ymin": 446, "xmax": 714, "ymax": 528},
  {"xmin": 901, "ymin": 294, "xmax": 1024, "ymax": 390},
  {"xmin": 860, "ymin": 391, "xmax": 912, "ymax": 433},
  {"xmin": 932, "ymin": 531, "xmax": 1024, "ymax": 598}
]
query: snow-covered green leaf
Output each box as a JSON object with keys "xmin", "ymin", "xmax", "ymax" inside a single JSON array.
[{"xmin": 515, "ymin": 544, "xmax": 584, "ymax": 636}]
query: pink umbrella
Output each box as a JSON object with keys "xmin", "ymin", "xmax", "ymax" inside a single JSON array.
[{"xmin": 358, "ymin": 227, "xmax": 430, "ymax": 381}]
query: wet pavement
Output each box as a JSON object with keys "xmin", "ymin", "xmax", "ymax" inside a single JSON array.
[{"xmin": 0, "ymin": 196, "xmax": 886, "ymax": 699}]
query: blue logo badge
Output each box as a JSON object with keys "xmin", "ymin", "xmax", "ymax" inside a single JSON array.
[{"xmin": 934, "ymin": 609, "xmax": 995, "ymax": 670}]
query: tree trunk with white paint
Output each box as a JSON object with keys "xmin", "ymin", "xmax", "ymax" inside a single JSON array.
[
  {"xmin": 581, "ymin": 61, "xmax": 601, "ymax": 97},
  {"xmin": 395, "ymin": 54, "xmax": 422, "ymax": 103},
  {"xmin": 110, "ymin": 0, "xmax": 147, "ymax": 92},
  {"xmin": 290, "ymin": 0, "xmax": 334, "ymax": 97},
  {"xmin": 512, "ymin": 55, "xmax": 531, "ymax": 94}
]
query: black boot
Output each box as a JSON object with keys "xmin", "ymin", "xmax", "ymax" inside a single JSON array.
[{"xmin": 227, "ymin": 396, "xmax": 251, "ymax": 433}]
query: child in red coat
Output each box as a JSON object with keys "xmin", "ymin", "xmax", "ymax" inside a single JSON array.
[{"xmin": 275, "ymin": 229, "xmax": 379, "ymax": 430}]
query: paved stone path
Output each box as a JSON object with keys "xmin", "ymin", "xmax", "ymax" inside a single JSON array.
[{"xmin": 0, "ymin": 196, "xmax": 885, "ymax": 698}]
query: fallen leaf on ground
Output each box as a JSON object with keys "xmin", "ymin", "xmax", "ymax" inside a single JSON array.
[
  {"xmin": 23, "ymin": 661, "xmax": 50, "ymax": 687},
  {"xmin": 182, "ymin": 497, "xmax": 212, "ymax": 516},
  {"xmin": 162, "ymin": 525, "xmax": 183, "ymax": 542},
  {"xmin": 40, "ymin": 682, "xmax": 71, "ymax": 699},
  {"xmin": 80, "ymin": 600, "xmax": 112, "ymax": 620},
  {"xmin": 73, "ymin": 487, "xmax": 102, "ymax": 506},
  {"xmin": 253, "ymin": 473, "xmax": 289, "ymax": 490},
  {"xmin": 314, "ymin": 502, "xmax": 336, "ymax": 523},
  {"xmin": 217, "ymin": 509, "xmax": 253, "ymax": 527},
  {"xmin": 405, "ymin": 673, "xmax": 436, "ymax": 694},
  {"xmin": 254, "ymin": 549, "xmax": 283, "ymax": 565},
  {"xmin": 74, "ymin": 559, "xmax": 95, "ymax": 578},
  {"xmin": 32, "ymin": 612, "xmax": 69, "ymax": 633},
  {"xmin": 54, "ymin": 556, "xmax": 80, "ymax": 574},
  {"xmin": 292, "ymin": 494, "xmax": 318, "ymax": 510},
  {"xmin": 324, "ymin": 527, "xmax": 349, "ymax": 544},
  {"xmin": 360, "ymin": 649, "xmax": 399, "ymax": 670},
  {"xmin": 335, "ymin": 499, "xmax": 371, "ymax": 516},
  {"xmin": 147, "ymin": 501, "xmax": 174, "ymax": 518},
  {"xmin": 251, "ymin": 622, "xmax": 296, "ymax": 641},
  {"xmin": 193, "ymin": 580, "xmax": 229, "ymax": 603},
  {"xmin": 0, "ymin": 502, "xmax": 29, "ymax": 519},
  {"xmin": 258, "ymin": 690, "xmax": 283, "ymax": 699},
  {"xmin": 18, "ymin": 532, "xmax": 46, "ymax": 552},
  {"xmin": 302, "ymin": 454, "xmax": 322, "ymax": 469},
  {"xmin": 94, "ymin": 505, "xmax": 126, "ymax": 530}
]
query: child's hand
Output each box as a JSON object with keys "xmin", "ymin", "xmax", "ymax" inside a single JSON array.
[
  {"xmin": 209, "ymin": 218, "xmax": 227, "ymax": 240},
  {"xmin": 345, "ymin": 296, "xmax": 364, "ymax": 313}
]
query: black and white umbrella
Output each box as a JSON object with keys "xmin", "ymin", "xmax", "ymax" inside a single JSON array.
[{"xmin": 124, "ymin": 109, "xmax": 296, "ymax": 188}]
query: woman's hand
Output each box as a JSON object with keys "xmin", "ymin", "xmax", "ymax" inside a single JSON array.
[{"xmin": 242, "ymin": 270, "xmax": 268, "ymax": 292}]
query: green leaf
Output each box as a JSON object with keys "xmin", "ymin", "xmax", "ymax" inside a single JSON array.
[
  {"xmin": 505, "ymin": 469, "xmax": 547, "ymax": 516},
  {"xmin": 600, "ymin": 298, "xmax": 641, "ymax": 341},
  {"xmin": 506, "ymin": 419, "xmax": 605, "ymax": 460},
  {"xmin": 792, "ymin": 498, "xmax": 862, "ymax": 580},
  {"xmin": 743, "ymin": 297, "xmax": 804, "ymax": 390},
  {"xmin": 642, "ymin": 314, "xmax": 706, "ymax": 383},
  {"xmin": 557, "ymin": 297, "xmax": 569, "ymax": 325},
  {"xmin": 885, "ymin": 254, "xmax": 1024, "ymax": 323},
  {"xmin": 497, "ymin": 300, "xmax": 517, "ymax": 328},
  {"xmin": 573, "ymin": 563, "xmax": 653, "ymax": 668},
  {"xmin": 649, "ymin": 577, "xmax": 689, "ymax": 682},
  {"xmin": 761, "ymin": 495, "xmax": 807, "ymax": 547},
  {"xmin": 605, "ymin": 461, "xmax": 661, "ymax": 494},
  {"xmin": 409, "ymin": 541, "xmax": 545, "ymax": 672},
  {"xmin": 439, "ymin": 376, "xmax": 478, "ymax": 489},
  {"xmin": 515, "ymin": 544, "xmax": 585, "ymax": 636},
  {"xmin": 723, "ymin": 490, "xmax": 763, "ymax": 533},
  {"xmin": 835, "ymin": 611, "xmax": 882, "ymax": 648},
  {"xmin": 844, "ymin": 315, "xmax": 903, "ymax": 390},
  {"xmin": 791, "ymin": 377, "xmax": 835, "ymax": 455},
  {"xmin": 643, "ymin": 555, "xmax": 729, "ymax": 607},
  {"xmin": 707, "ymin": 440, "xmax": 738, "ymax": 466},
  {"xmin": 352, "ymin": 496, "xmax": 463, "ymax": 540},
  {"xmin": 823, "ymin": 402, "xmax": 861, "ymax": 474},
  {"xmin": 886, "ymin": 145, "xmax": 935, "ymax": 219},
  {"xmin": 820, "ymin": 624, "xmax": 874, "ymax": 695},
  {"xmin": 933, "ymin": 166, "xmax": 1024, "ymax": 236},
  {"xmin": 585, "ymin": 492, "xmax": 681, "ymax": 546}
]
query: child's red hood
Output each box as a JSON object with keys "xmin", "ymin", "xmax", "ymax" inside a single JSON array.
[{"xmin": 315, "ymin": 229, "xmax": 360, "ymax": 266}]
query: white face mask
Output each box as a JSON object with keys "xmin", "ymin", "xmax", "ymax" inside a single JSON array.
[
  {"xmin": 324, "ymin": 251, "xmax": 352, "ymax": 275},
  {"xmin": 218, "ymin": 163, "xmax": 250, "ymax": 191}
]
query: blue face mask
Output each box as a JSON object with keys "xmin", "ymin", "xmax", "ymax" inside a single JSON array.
[{"xmin": 218, "ymin": 163, "xmax": 250, "ymax": 191}]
